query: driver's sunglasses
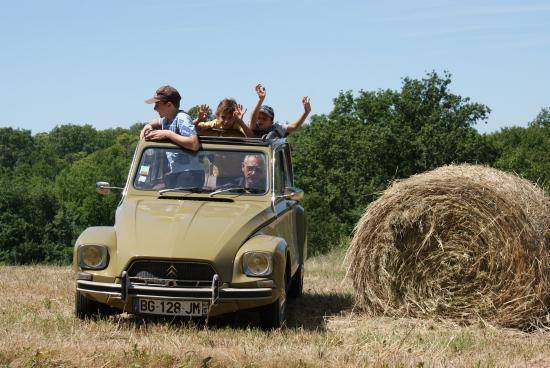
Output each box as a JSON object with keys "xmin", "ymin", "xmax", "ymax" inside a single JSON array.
[{"xmin": 246, "ymin": 165, "xmax": 263, "ymax": 173}]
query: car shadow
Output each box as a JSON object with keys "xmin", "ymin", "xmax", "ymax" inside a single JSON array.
[
  {"xmin": 110, "ymin": 291, "xmax": 354, "ymax": 332},
  {"xmin": 204, "ymin": 291, "xmax": 354, "ymax": 331},
  {"xmin": 286, "ymin": 292, "xmax": 354, "ymax": 330}
]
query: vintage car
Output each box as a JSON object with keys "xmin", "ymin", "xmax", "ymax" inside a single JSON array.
[{"xmin": 73, "ymin": 136, "xmax": 307, "ymax": 328}]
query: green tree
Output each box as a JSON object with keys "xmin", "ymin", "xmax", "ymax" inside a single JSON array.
[
  {"xmin": 54, "ymin": 133, "xmax": 138, "ymax": 243},
  {"xmin": 532, "ymin": 107, "xmax": 550, "ymax": 128},
  {"xmin": 290, "ymin": 71, "xmax": 496, "ymax": 253},
  {"xmin": 488, "ymin": 107, "xmax": 550, "ymax": 190},
  {"xmin": 0, "ymin": 125, "xmax": 138, "ymax": 264},
  {"xmin": 0, "ymin": 170, "xmax": 68, "ymax": 263},
  {"xmin": 0, "ymin": 128, "xmax": 35, "ymax": 170},
  {"xmin": 46, "ymin": 124, "xmax": 128, "ymax": 163}
]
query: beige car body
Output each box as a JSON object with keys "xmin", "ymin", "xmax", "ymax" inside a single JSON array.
[{"xmin": 73, "ymin": 137, "xmax": 306, "ymax": 327}]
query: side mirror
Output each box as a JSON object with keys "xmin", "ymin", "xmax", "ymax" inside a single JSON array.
[
  {"xmin": 96, "ymin": 181, "xmax": 123, "ymax": 196},
  {"xmin": 277, "ymin": 187, "xmax": 305, "ymax": 201}
]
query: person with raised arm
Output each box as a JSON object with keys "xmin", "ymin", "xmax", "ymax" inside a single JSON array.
[
  {"xmin": 248, "ymin": 83, "xmax": 311, "ymax": 139},
  {"xmin": 194, "ymin": 99, "xmax": 254, "ymax": 138}
]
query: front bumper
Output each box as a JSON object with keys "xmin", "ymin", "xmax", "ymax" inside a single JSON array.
[{"xmin": 76, "ymin": 272, "xmax": 273, "ymax": 305}]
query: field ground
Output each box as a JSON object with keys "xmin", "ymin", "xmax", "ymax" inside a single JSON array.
[{"xmin": 1, "ymin": 250, "xmax": 549, "ymax": 368}]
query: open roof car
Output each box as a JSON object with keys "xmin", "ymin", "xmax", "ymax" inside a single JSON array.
[{"xmin": 73, "ymin": 136, "xmax": 307, "ymax": 328}]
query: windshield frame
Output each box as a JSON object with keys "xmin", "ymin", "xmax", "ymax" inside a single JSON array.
[{"xmin": 130, "ymin": 145, "xmax": 270, "ymax": 197}]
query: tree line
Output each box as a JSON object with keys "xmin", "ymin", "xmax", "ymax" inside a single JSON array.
[{"xmin": 0, "ymin": 72, "xmax": 548, "ymax": 263}]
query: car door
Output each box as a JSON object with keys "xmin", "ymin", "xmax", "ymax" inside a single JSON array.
[
  {"xmin": 273, "ymin": 145, "xmax": 299, "ymax": 270},
  {"xmin": 283, "ymin": 144, "xmax": 306, "ymax": 265}
]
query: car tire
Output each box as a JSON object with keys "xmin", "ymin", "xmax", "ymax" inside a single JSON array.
[
  {"xmin": 288, "ymin": 263, "xmax": 304, "ymax": 299},
  {"xmin": 259, "ymin": 296, "xmax": 286, "ymax": 330},
  {"xmin": 75, "ymin": 290, "xmax": 118, "ymax": 319},
  {"xmin": 259, "ymin": 271, "xmax": 287, "ymax": 329}
]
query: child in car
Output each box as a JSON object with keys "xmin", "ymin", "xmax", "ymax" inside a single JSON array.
[
  {"xmin": 140, "ymin": 85, "xmax": 199, "ymax": 151},
  {"xmin": 248, "ymin": 84, "xmax": 311, "ymax": 139},
  {"xmin": 194, "ymin": 99, "xmax": 254, "ymax": 138}
]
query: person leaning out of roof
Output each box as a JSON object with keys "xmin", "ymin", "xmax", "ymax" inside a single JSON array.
[
  {"xmin": 248, "ymin": 83, "xmax": 311, "ymax": 139},
  {"xmin": 194, "ymin": 99, "xmax": 255, "ymax": 137},
  {"xmin": 140, "ymin": 85, "xmax": 199, "ymax": 151}
]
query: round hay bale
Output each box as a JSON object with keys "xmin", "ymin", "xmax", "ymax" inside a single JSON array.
[{"xmin": 346, "ymin": 164, "xmax": 550, "ymax": 329}]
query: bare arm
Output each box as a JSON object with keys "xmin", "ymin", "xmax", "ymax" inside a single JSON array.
[
  {"xmin": 140, "ymin": 118, "xmax": 161, "ymax": 139},
  {"xmin": 144, "ymin": 130, "xmax": 200, "ymax": 152},
  {"xmin": 170, "ymin": 132, "xmax": 200, "ymax": 151},
  {"xmin": 248, "ymin": 83, "xmax": 266, "ymax": 130},
  {"xmin": 234, "ymin": 104, "xmax": 254, "ymax": 137},
  {"xmin": 238, "ymin": 119, "xmax": 255, "ymax": 137},
  {"xmin": 285, "ymin": 96, "xmax": 311, "ymax": 134}
]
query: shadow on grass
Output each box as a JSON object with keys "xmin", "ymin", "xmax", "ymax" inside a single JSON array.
[
  {"xmin": 286, "ymin": 292, "xmax": 354, "ymax": 330},
  {"xmin": 108, "ymin": 291, "xmax": 354, "ymax": 332}
]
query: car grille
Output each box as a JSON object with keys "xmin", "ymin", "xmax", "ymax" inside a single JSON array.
[{"xmin": 126, "ymin": 260, "xmax": 216, "ymax": 288}]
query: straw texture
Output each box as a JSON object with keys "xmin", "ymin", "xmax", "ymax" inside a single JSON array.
[{"xmin": 346, "ymin": 164, "xmax": 550, "ymax": 329}]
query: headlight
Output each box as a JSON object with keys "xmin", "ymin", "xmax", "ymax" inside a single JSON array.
[
  {"xmin": 78, "ymin": 245, "xmax": 109, "ymax": 270},
  {"xmin": 243, "ymin": 252, "xmax": 273, "ymax": 276}
]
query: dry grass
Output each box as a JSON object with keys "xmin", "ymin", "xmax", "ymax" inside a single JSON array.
[
  {"xmin": 347, "ymin": 164, "xmax": 550, "ymax": 329},
  {"xmin": 1, "ymin": 251, "xmax": 549, "ymax": 367}
]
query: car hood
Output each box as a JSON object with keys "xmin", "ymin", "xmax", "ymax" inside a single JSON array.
[{"xmin": 114, "ymin": 197, "xmax": 273, "ymax": 278}]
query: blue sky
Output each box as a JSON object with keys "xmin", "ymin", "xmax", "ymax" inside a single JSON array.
[{"xmin": 0, "ymin": 0, "xmax": 548, "ymax": 134}]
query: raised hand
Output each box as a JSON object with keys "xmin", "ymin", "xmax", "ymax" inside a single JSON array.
[
  {"xmin": 196, "ymin": 104, "xmax": 209, "ymax": 122},
  {"xmin": 234, "ymin": 104, "xmax": 247, "ymax": 120},
  {"xmin": 302, "ymin": 96, "xmax": 311, "ymax": 114},
  {"xmin": 255, "ymin": 83, "xmax": 266, "ymax": 100}
]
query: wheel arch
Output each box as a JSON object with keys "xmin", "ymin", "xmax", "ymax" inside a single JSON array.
[{"xmin": 232, "ymin": 235, "xmax": 288, "ymax": 288}]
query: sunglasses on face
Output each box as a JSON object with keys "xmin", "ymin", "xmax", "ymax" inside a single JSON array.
[{"xmin": 245, "ymin": 165, "xmax": 263, "ymax": 173}]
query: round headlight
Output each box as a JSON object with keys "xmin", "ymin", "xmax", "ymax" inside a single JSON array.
[
  {"xmin": 243, "ymin": 252, "xmax": 273, "ymax": 276},
  {"xmin": 79, "ymin": 245, "xmax": 108, "ymax": 270}
]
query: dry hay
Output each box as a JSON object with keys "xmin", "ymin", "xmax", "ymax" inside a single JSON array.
[{"xmin": 346, "ymin": 164, "xmax": 550, "ymax": 329}]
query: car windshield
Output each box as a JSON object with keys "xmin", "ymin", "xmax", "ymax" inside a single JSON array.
[{"xmin": 133, "ymin": 147, "xmax": 268, "ymax": 195}]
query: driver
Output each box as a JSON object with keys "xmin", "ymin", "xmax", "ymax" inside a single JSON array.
[{"xmin": 241, "ymin": 154, "xmax": 266, "ymax": 192}]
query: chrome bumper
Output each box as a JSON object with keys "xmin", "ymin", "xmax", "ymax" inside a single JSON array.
[{"xmin": 76, "ymin": 272, "xmax": 272, "ymax": 304}]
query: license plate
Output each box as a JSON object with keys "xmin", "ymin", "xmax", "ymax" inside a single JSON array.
[{"xmin": 133, "ymin": 298, "xmax": 209, "ymax": 316}]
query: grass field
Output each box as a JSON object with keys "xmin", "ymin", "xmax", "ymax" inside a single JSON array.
[{"xmin": 1, "ymin": 250, "xmax": 549, "ymax": 367}]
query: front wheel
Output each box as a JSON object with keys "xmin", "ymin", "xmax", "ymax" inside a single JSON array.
[
  {"xmin": 259, "ymin": 296, "xmax": 286, "ymax": 329},
  {"xmin": 259, "ymin": 271, "xmax": 287, "ymax": 329},
  {"xmin": 288, "ymin": 263, "xmax": 304, "ymax": 298},
  {"xmin": 75, "ymin": 290, "xmax": 118, "ymax": 319}
]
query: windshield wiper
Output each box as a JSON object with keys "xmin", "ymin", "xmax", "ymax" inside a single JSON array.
[
  {"xmin": 158, "ymin": 186, "xmax": 202, "ymax": 195},
  {"xmin": 209, "ymin": 186, "xmax": 246, "ymax": 197}
]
